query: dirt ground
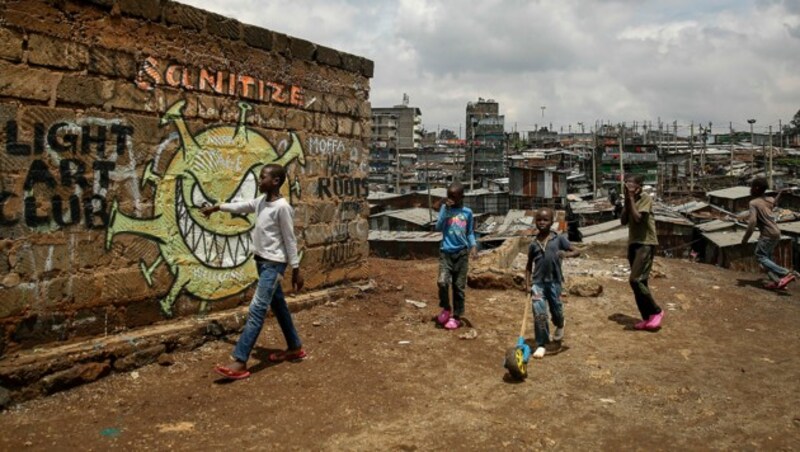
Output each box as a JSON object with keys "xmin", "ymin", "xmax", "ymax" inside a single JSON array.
[{"xmin": 1, "ymin": 254, "xmax": 799, "ymax": 451}]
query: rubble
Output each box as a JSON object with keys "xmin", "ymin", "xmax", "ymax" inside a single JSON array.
[
  {"xmin": 467, "ymin": 237, "xmax": 530, "ymax": 291},
  {"xmin": 405, "ymin": 299, "xmax": 427, "ymax": 309},
  {"xmin": 565, "ymin": 277, "xmax": 603, "ymax": 297},
  {"xmin": 459, "ymin": 329, "xmax": 478, "ymax": 340}
]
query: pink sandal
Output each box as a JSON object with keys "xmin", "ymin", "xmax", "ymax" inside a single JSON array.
[
  {"xmin": 436, "ymin": 309, "xmax": 451, "ymax": 325},
  {"xmin": 444, "ymin": 317, "xmax": 461, "ymax": 330}
]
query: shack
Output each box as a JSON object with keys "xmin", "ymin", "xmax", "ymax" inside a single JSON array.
[
  {"xmin": 654, "ymin": 214, "xmax": 696, "ymax": 258},
  {"xmin": 369, "ymin": 208, "xmax": 438, "ymax": 232},
  {"xmin": 701, "ymin": 228, "xmax": 792, "ymax": 273},
  {"xmin": 778, "ymin": 221, "xmax": 800, "ymax": 271},
  {"xmin": 463, "ymin": 189, "xmax": 510, "ymax": 215},
  {"xmin": 509, "ymin": 165, "xmax": 569, "ymax": 209},
  {"xmin": 706, "ymin": 186, "xmax": 752, "ymax": 213},
  {"xmin": 368, "ymin": 231, "xmax": 441, "ymax": 259}
]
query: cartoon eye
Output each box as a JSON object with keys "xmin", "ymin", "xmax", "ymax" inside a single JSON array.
[
  {"xmin": 191, "ymin": 182, "xmax": 213, "ymax": 208},
  {"xmin": 230, "ymin": 171, "xmax": 257, "ymax": 203}
]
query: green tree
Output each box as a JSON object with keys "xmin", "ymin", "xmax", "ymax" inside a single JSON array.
[{"xmin": 790, "ymin": 109, "xmax": 800, "ymax": 133}]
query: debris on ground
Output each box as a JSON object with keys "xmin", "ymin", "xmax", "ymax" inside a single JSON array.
[
  {"xmin": 565, "ymin": 277, "xmax": 603, "ymax": 297},
  {"xmin": 157, "ymin": 422, "xmax": 195, "ymax": 433},
  {"xmin": 404, "ymin": 299, "xmax": 427, "ymax": 308},
  {"xmin": 157, "ymin": 354, "xmax": 175, "ymax": 367},
  {"xmin": 458, "ymin": 329, "xmax": 478, "ymax": 340}
]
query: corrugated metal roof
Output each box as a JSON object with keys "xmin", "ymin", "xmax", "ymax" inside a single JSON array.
[
  {"xmin": 475, "ymin": 215, "xmax": 506, "ymax": 234},
  {"xmin": 580, "ymin": 220, "xmax": 624, "ymax": 237},
  {"xmin": 654, "ymin": 215, "xmax": 694, "ymax": 227},
  {"xmin": 475, "ymin": 209, "xmax": 544, "ymax": 242},
  {"xmin": 696, "ymin": 219, "xmax": 737, "ymax": 232},
  {"xmin": 367, "ymin": 191, "xmax": 405, "ymax": 201},
  {"xmin": 582, "ymin": 227, "xmax": 628, "ymax": 244},
  {"xmin": 368, "ymin": 231, "xmax": 441, "ymax": 242},
  {"xmin": 464, "ymin": 188, "xmax": 496, "ymax": 196},
  {"xmin": 706, "ymin": 186, "xmax": 751, "ymax": 200},
  {"xmin": 570, "ymin": 200, "xmax": 614, "ymax": 214},
  {"xmin": 702, "ymin": 229, "xmax": 761, "ymax": 248},
  {"xmin": 369, "ymin": 208, "xmax": 438, "ymax": 226},
  {"xmin": 671, "ymin": 201, "xmax": 710, "ymax": 213},
  {"xmin": 500, "ymin": 210, "xmax": 529, "ymax": 230},
  {"xmin": 415, "ymin": 188, "xmax": 449, "ymax": 199},
  {"xmin": 778, "ymin": 221, "xmax": 800, "ymax": 235}
]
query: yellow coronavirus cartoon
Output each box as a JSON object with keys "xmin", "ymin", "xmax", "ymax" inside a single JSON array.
[{"xmin": 106, "ymin": 100, "xmax": 305, "ymax": 315}]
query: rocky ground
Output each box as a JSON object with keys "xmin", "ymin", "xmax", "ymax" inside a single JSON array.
[{"xmin": 1, "ymin": 254, "xmax": 799, "ymax": 451}]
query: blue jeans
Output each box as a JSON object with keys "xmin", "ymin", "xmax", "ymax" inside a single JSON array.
[
  {"xmin": 755, "ymin": 237, "xmax": 790, "ymax": 281},
  {"xmin": 531, "ymin": 282, "xmax": 564, "ymax": 347},
  {"xmin": 232, "ymin": 261, "xmax": 302, "ymax": 363}
]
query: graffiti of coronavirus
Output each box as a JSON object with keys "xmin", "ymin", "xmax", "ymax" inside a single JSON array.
[{"xmin": 105, "ymin": 100, "xmax": 305, "ymax": 315}]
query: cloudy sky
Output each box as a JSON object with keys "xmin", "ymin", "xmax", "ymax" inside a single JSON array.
[{"xmin": 182, "ymin": 0, "xmax": 800, "ymax": 137}]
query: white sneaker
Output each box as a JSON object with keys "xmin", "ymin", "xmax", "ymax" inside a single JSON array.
[
  {"xmin": 553, "ymin": 322, "xmax": 565, "ymax": 341},
  {"xmin": 533, "ymin": 347, "xmax": 546, "ymax": 359}
]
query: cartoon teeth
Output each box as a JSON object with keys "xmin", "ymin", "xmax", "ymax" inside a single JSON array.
[{"xmin": 175, "ymin": 178, "xmax": 252, "ymax": 268}]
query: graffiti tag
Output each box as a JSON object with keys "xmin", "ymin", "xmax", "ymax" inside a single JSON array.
[{"xmin": 135, "ymin": 56, "xmax": 305, "ymax": 108}]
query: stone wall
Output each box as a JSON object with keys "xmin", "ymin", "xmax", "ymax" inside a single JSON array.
[{"xmin": 0, "ymin": 0, "xmax": 373, "ymax": 356}]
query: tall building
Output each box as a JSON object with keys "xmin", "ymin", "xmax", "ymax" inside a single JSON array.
[
  {"xmin": 372, "ymin": 104, "xmax": 422, "ymax": 151},
  {"xmin": 465, "ymin": 98, "xmax": 503, "ymax": 141},
  {"xmin": 370, "ymin": 100, "xmax": 423, "ymax": 192},
  {"xmin": 369, "ymin": 113, "xmax": 398, "ymax": 187},
  {"xmin": 464, "ymin": 98, "xmax": 506, "ymax": 187}
]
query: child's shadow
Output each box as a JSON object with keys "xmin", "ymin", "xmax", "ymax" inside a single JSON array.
[
  {"xmin": 526, "ymin": 338, "xmax": 570, "ymax": 356},
  {"xmin": 736, "ymin": 278, "xmax": 791, "ymax": 296},
  {"xmin": 608, "ymin": 313, "xmax": 639, "ymax": 331}
]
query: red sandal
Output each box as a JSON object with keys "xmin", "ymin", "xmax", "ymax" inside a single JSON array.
[
  {"xmin": 214, "ymin": 365, "xmax": 251, "ymax": 380},
  {"xmin": 268, "ymin": 349, "xmax": 307, "ymax": 363}
]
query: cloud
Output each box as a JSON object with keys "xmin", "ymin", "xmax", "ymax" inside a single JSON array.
[{"xmin": 179, "ymin": 0, "xmax": 800, "ymax": 135}]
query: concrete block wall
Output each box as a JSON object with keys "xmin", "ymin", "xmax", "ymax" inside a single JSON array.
[{"xmin": 0, "ymin": 0, "xmax": 373, "ymax": 356}]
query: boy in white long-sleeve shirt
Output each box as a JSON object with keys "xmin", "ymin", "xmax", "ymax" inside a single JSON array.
[{"xmin": 202, "ymin": 164, "xmax": 305, "ymax": 380}]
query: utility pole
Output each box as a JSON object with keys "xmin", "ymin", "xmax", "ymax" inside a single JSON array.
[
  {"xmin": 592, "ymin": 125, "xmax": 597, "ymax": 197},
  {"xmin": 748, "ymin": 119, "xmax": 756, "ymax": 175},
  {"xmin": 618, "ymin": 122, "xmax": 625, "ymax": 193},
  {"xmin": 470, "ymin": 121, "xmax": 475, "ymax": 191},
  {"xmin": 729, "ymin": 122, "xmax": 734, "ymax": 174},
  {"xmin": 504, "ymin": 133, "xmax": 510, "ymax": 178},
  {"xmin": 657, "ymin": 120, "xmax": 663, "ymax": 198},
  {"xmin": 426, "ymin": 152, "xmax": 432, "ymax": 223},
  {"xmin": 779, "ymin": 119, "xmax": 783, "ymax": 149},
  {"xmin": 643, "ymin": 121, "xmax": 648, "ymax": 145},
  {"xmin": 768, "ymin": 125, "xmax": 773, "ymax": 189},
  {"xmin": 689, "ymin": 121, "xmax": 695, "ymax": 193},
  {"xmin": 395, "ymin": 146, "xmax": 401, "ymax": 193},
  {"xmin": 673, "ymin": 121, "xmax": 678, "ymax": 190},
  {"xmin": 701, "ymin": 122, "xmax": 710, "ymax": 176}
]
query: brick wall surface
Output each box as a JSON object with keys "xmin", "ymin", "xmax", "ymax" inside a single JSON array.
[{"xmin": 0, "ymin": 0, "xmax": 373, "ymax": 355}]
